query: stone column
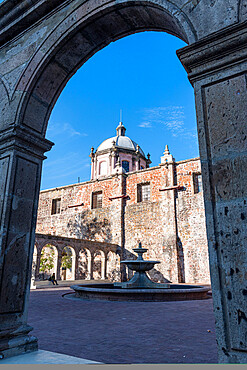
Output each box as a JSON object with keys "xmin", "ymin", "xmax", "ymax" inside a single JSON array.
[
  {"xmin": 74, "ymin": 252, "xmax": 80, "ymax": 280},
  {"xmin": 112, "ymin": 153, "xmax": 116, "ymax": 171},
  {"xmin": 90, "ymin": 159, "xmax": 95, "ymax": 180},
  {"xmin": 159, "ymin": 154, "xmax": 179, "ymax": 283},
  {"xmin": 86, "ymin": 253, "xmax": 92, "ymax": 280},
  {"xmin": 35, "ymin": 253, "xmax": 41, "ymax": 279},
  {"xmin": 88, "ymin": 254, "xmax": 94, "ymax": 280},
  {"xmin": 0, "ymin": 126, "xmax": 53, "ymax": 358},
  {"xmin": 56, "ymin": 252, "xmax": 62, "ymax": 281},
  {"xmin": 178, "ymin": 22, "xmax": 247, "ymax": 363},
  {"xmin": 101, "ymin": 254, "xmax": 106, "ymax": 280}
]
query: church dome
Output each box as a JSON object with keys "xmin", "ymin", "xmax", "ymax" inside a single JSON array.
[
  {"xmin": 96, "ymin": 121, "xmax": 145, "ymax": 156},
  {"xmin": 97, "ymin": 135, "xmax": 145, "ymax": 156},
  {"xmin": 90, "ymin": 120, "xmax": 151, "ymax": 180}
]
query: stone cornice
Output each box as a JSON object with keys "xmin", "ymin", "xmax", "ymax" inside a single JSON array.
[
  {"xmin": 177, "ymin": 20, "xmax": 247, "ymax": 83},
  {"xmin": 0, "ymin": 125, "xmax": 54, "ymax": 159},
  {"xmin": 96, "ymin": 147, "xmax": 147, "ymax": 161}
]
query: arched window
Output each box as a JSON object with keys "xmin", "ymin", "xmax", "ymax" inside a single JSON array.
[
  {"xmin": 122, "ymin": 160, "xmax": 129, "ymax": 173},
  {"xmin": 99, "ymin": 161, "xmax": 107, "ymax": 175}
]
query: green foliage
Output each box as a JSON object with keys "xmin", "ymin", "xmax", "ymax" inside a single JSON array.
[
  {"xmin": 39, "ymin": 245, "xmax": 55, "ymax": 273},
  {"xmin": 61, "ymin": 247, "xmax": 72, "ymax": 270}
]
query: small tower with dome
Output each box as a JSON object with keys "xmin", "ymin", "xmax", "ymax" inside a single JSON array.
[{"xmin": 90, "ymin": 121, "xmax": 151, "ymax": 180}]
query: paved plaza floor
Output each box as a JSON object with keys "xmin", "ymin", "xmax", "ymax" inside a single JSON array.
[{"xmin": 27, "ymin": 287, "xmax": 218, "ymax": 364}]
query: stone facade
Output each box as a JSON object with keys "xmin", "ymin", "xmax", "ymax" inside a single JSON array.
[{"xmin": 36, "ymin": 146, "xmax": 210, "ymax": 285}]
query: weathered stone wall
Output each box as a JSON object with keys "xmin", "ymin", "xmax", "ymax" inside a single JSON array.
[
  {"xmin": 36, "ymin": 158, "xmax": 210, "ymax": 284},
  {"xmin": 176, "ymin": 159, "xmax": 210, "ymax": 283},
  {"xmin": 37, "ymin": 176, "xmax": 122, "ymax": 244}
]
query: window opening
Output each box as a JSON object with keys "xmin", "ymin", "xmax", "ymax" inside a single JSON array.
[
  {"xmin": 122, "ymin": 160, "xmax": 129, "ymax": 173},
  {"xmin": 51, "ymin": 198, "xmax": 61, "ymax": 215},
  {"xmin": 92, "ymin": 191, "xmax": 103, "ymax": 209},
  {"xmin": 137, "ymin": 183, "xmax": 150, "ymax": 202},
  {"xmin": 193, "ymin": 174, "xmax": 203, "ymax": 194}
]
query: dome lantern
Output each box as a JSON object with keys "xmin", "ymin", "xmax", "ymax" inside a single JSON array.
[{"xmin": 116, "ymin": 121, "xmax": 126, "ymax": 137}]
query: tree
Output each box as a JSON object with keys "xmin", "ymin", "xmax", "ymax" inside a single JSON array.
[{"xmin": 39, "ymin": 245, "xmax": 55, "ymax": 273}]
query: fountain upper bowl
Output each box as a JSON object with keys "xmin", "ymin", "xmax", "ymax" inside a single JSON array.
[{"xmin": 120, "ymin": 260, "xmax": 160, "ymax": 271}]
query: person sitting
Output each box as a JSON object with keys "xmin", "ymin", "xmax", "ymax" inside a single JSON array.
[{"xmin": 48, "ymin": 273, "xmax": 58, "ymax": 285}]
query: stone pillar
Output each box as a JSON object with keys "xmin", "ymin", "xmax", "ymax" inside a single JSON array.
[
  {"xmin": 35, "ymin": 253, "xmax": 41, "ymax": 279},
  {"xmin": 112, "ymin": 153, "xmax": 116, "ymax": 171},
  {"xmin": 159, "ymin": 152, "xmax": 178, "ymax": 283},
  {"xmin": 89, "ymin": 255, "xmax": 94, "ymax": 280},
  {"xmin": 75, "ymin": 252, "xmax": 79, "ymax": 280},
  {"xmin": 30, "ymin": 257, "xmax": 37, "ymax": 290},
  {"xmin": 178, "ymin": 22, "xmax": 247, "ymax": 363},
  {"xmin": 0, "ymin": 126, "xmax": 53, "ymax": 358},
  {"xmin": 56, "ymin": 252, "xmax": 62, "ymax": 281},
  {"xmin": 90, "ymin": 159, "xmax": 95, "ymax": 180},
  {"xmin": 101, "ymin": 254, "xmax": 106, "ymax": 280}
]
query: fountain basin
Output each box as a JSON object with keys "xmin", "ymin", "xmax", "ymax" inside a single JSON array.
[{"xmin": 70, "ymin": 283, "xmax": 211, "ymax": 302}]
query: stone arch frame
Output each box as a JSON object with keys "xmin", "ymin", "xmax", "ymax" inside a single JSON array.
[
  {"xmin": 0, "ymin": 0, "xmax": 247, "ymax": 363},
  {"xmin": 238, "ymin": 0, "xmax": 247, "ymax": 21},
  {"xmin": 13, "ymin": 0, "xmax": 197, "ymax": 137}
]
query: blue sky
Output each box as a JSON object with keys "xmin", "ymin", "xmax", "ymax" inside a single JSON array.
[{"xmin": 38, "ymin": 31, "xmax": 198, "ymax": 190}]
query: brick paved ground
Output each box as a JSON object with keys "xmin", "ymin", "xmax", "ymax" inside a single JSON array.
[{"xmin": 27, "ymin": 288, "xmax": 218, "ymax": 364}]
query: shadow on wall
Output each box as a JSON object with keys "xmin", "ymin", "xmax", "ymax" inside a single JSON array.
[
  {"xmin": 124, "ymin": 249, "xmax": 171, "ymax": 284},
  {"xmin": 67, "ymin": 212, "xmax": 112, "ymax": 242}
]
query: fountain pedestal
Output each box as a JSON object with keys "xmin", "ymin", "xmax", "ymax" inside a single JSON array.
[{"xmin": 115, "ymin": 242, "xmax": 170, "ymax": 289}]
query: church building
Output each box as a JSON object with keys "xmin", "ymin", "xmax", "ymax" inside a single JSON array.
[{"xmin": 35, "ymin": 121, "xmax": 210, "ymax": 284}]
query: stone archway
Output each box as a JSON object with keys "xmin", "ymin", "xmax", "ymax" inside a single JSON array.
[{"xmin": 0, "ymin": 0, "xmax": 247, "ymax": 363}]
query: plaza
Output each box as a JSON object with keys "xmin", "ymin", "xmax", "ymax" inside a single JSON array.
[{"xmin": 25, "ymin": 287, "xmax": 217, "ymax": 364}]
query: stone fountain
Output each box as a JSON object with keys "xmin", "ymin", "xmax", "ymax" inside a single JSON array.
[
  {"xmin": 114, "ymin": 242, "xmax": 169, "ymax": 289},
  {"xmin": 70, "ymin": 242, "xmax": 210, "ymax": 301}
]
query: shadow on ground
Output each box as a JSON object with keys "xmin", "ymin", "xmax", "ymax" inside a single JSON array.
[{"xmin": 28, "ymin": 288, "xmax": 218, "ymax": 364}]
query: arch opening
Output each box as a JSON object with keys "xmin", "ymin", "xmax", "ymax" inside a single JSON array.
[
  {"xmin": 78, "ymin": 248, "xmax": 92, "ymax": 280},
  {"xmin": 38, "ymin": 244, "xmax": 58, "ymax": 281},
  {"xmin": 17, "ymin": 1, "xmax": 196, "ymax": 136},
  {"xmin": 61, "ymin": 246, "xmax": 76, "ymax": 281},
  {"xmin": 93, "ymin": 250, "xmax": 105, "ymax": 280}
]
